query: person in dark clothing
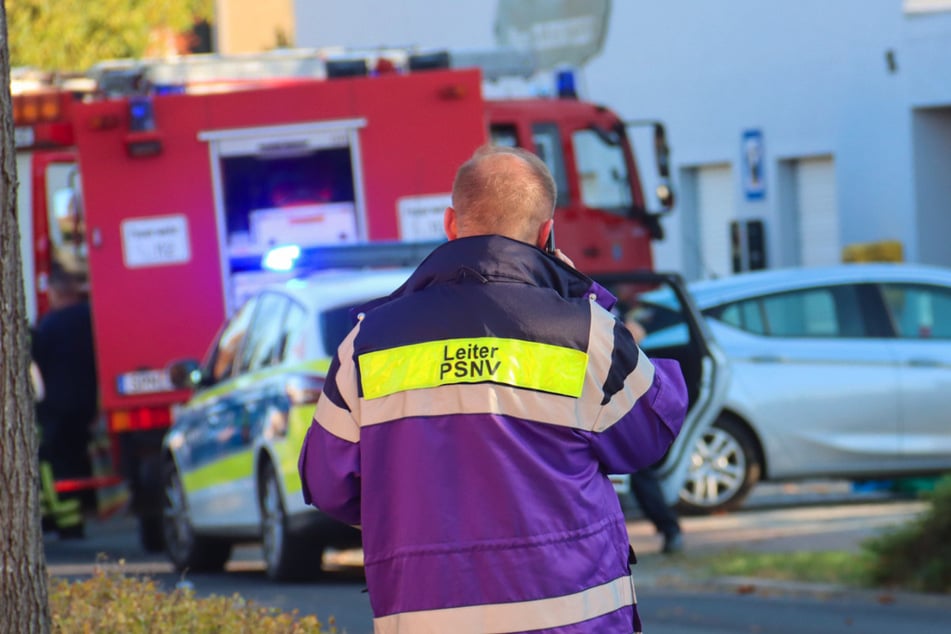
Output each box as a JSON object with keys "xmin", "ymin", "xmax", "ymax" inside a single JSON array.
[
  {"xmin": 629, "ymin": 469, "xmax": 684, "ymax": 554},
  {"xmin": 623, "ymin": 317, "xmax": 684, "ymax": 554},
  {"xmin": 32, "ymin": 267, "xmax": 98, "ymax": 503}
]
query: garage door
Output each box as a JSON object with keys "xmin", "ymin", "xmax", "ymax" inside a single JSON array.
[
  {"xmin": 797, "ymin": 156, "xmax": 840, "ymax": 267},
  {"xmin": 697, "ymin": 164, "xmax": 736, "ymax": 279}
]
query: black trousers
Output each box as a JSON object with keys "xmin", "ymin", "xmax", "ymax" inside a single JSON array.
[{"xmin": 629, "ymin": 469, "xmax": 681, "ymax": 537}]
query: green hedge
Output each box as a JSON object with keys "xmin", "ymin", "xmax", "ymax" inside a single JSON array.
[{"xmin": 863, "ymin": 473, "xmax": 951, "ymax": 593}]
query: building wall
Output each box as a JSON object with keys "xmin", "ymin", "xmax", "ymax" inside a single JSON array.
[
  {"xmin": 292, "ymin": 0, "xmax": 951, "ymax": 275},
  {"xmin": 217, "ymin": 0, "xmax": 295, "ymax": 54}
]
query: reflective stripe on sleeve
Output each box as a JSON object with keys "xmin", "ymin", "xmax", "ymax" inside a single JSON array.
[
  {"xmin": 315, "ymin": 326, "xmax": 361, "ymax": 443},
  {"xmin": 593, "ymin": 346, "xmax": 655, "ymax": 432},
  {"xmin": 373, "ymin": 574, "xmax": 635, "ymax": 634},
  {"xmin": 357, "ymin": 337, "xmax": 588, "ymax": 400},
  {"xmin": 585, "ymin": 305, "xmax": 656, "ymax": 432}
]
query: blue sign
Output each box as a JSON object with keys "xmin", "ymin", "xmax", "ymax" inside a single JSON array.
[{"xmin": 742, "ymin": 129, "xmax": 766, "ymax": 201}]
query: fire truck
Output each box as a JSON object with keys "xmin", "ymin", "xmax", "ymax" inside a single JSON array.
[{"xmin": 13, "ymin": 47, "xmax": 676, "ymax": 550}]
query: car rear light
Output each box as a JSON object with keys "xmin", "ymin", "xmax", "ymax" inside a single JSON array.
[
  {"xmin": 108, "ymin": 406, "xmax": 173, "ymax": 433},
  {"xmin": 285, "ymin": 374, "xmax": 325, "ymax": 406}
]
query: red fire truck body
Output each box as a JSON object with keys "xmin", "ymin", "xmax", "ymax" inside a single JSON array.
[{"xmin": 14, "ymin": 53, "xmax": 670, "ymax": 545}]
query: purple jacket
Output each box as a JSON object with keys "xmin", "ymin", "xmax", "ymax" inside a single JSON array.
[{"xmin": 300, "ymin": 235, "xmax": 688, "ymax": 633}]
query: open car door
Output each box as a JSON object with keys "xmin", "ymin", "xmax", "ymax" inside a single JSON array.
[{"xmin": 594, "ymin": 271, "xmax": 730, "ymax": 507}]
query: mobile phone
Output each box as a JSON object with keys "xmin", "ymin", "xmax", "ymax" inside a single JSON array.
[{"xmin": 545, "ymin": 226, "xmax": 556, "ymax": 255}]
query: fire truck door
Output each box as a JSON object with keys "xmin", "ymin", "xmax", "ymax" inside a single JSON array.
[
  {"xmin": 199, "ymin": 120, "xmax": 368, "ymax": 315},
  {"xmin": 29, "ymin": 151, "xmax": 83, "ymax": 320}
]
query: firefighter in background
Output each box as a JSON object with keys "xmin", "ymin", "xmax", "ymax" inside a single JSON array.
[{"xmin": 32, "ymin": 264, "xmax": 98, "ymax": 514}]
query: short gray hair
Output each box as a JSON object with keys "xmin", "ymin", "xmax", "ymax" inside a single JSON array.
[{"xmin": 451, "ymin": 145, "xmax": 556, "ymax": 242}]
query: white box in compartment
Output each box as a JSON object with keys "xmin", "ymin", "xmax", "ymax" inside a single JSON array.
[{"xmin": 250, "ymin": 202, "xmax": 358, "ymax": 248}]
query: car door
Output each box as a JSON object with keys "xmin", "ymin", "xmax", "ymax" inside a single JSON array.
[
  {"xmin": 180, "ymin": 295, "xmax": 259, "ymax": 530},
  {"xmin": 210, "ymin": 291, "xmax": 293, "ymax": 531},
  {"xmin": 878, "ymin": 282, "xmax": 951, "ymax": 467},
  {"xmin": 594, "ymin": 272, "xmax": 730, "ymax": 506},
  {"xmin": 706, "ymin": 283, "xmax": 903, "ymax": 478}
]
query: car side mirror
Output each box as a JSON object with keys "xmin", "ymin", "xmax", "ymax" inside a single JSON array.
[
  {"xmin": 168, "ymin": 359, "xmax": 204, "ymax": 390},
  {"xmin": 652, "ymin": 123, "xmax": 674, "ymax": 210}
]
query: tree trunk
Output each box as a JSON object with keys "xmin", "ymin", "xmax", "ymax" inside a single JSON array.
[{"xmin": 0, "ymin": 1, "xmax": 52, "ymax": 631}]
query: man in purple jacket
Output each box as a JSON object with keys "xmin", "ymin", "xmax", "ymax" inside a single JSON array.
[{"xmin": 299, "ymin": 145, "xmax": 688, "ymax": 633}]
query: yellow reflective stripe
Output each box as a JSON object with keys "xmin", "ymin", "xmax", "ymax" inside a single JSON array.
[
  {"xmin": 358, "ymin": 337, "xmax": 588, "ymax": 400},
  {"xmin": 182, "ymin": 447, "xmax": 254, "ymax": 492}
]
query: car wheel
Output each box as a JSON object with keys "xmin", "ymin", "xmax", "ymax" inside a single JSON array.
[
  {"xmin": 677, "ymin": 415, "xmax": 761, "ymax": 515},
  {"xmin": 259, "ymin": 461, "xmax": 324, "ymax": 582},
  {"xmin": 161, "ymin": 461, "xmax": 232, "ymax": 572}
]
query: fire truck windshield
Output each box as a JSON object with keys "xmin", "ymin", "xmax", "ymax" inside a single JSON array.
[
  {"xmin": 571, "ymin": 127, "xmax": 634, "ymax": 216},
  {"xmin": 48, "ymin": 165, "xmax": 89, "ymax": 287}
]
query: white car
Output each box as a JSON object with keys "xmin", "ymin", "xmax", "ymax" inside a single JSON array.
[{"xmin": 643, "ymin": 263, "xmax": 951, "ymax": 514}]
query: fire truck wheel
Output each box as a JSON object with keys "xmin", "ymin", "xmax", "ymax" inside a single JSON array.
[
  {"xmin": 259, "ymin": 461, "xmax": 324, "ymax": 582},
  {"xmin": 161, "ymin": 460, "xmax": 233, "ymax": 572}
]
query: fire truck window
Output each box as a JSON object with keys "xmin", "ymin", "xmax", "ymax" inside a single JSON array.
[
  {"xmin": 571, "ymin": 129, "xmax": 634, "ymax": 215},
  {"xmin": 47, "ymin": 164, "xmax": 88, "ymax": 286},
  {"xmin": 209, "ymin": 296, "xmax": 259, "ymax": 383},
  {"xmin": 490, "ymin": 125, "xmax": 518, "ymax": 148},
  {"xmin": 219, "ymin": 146, "xmax": 357, "ymax": 257},
  {"xmin": 531, "ymin": 123, "xmax": 569, "ymax": 208},
  {"xmin": 278, "ymin": 301, "xmax": 308, "ymax": 363},
  {"xmin": 239, "ymin": 292, "xmax": 290, "ymax": 373}
]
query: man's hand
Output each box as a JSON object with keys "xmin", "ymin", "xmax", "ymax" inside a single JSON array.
[
  {"xmin": 553, "ymin": 248, "xmax": 576, "ymax": 269},
  {"xmin": 625, "ymin": 319, "xmax": 647, "ymax": 344}
]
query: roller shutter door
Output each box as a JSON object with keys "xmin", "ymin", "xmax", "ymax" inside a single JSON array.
[
  {"xmin": 697, "ymin": 164, "xmax": 736, "ymax": 278},
  {"xmin": 797, "ymin": 157, "xmax": 840, "ymax": 266}
]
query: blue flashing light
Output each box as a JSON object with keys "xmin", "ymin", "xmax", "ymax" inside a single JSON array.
[
  {"xmin": 263, "ymin": 244, "xmax": 302, "ymax": 272},
  {"xmin": 153, "ymin": 84, "xmax": 186, "ymax": 96},
  {"xmin": 555, "ymin": 69, "xmax": 578, "ymax": 99},
  {"xmin": 128, "ymin": 96, "xmax": 156, "ymax": 132}
]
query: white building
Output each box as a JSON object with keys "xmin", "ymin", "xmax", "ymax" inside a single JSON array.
[{"xmin": 293, "ymin": 0, "xmax": 951, "ymax": 279}]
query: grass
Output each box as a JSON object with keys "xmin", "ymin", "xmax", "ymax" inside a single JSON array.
[{"xmin": 684, "ymin": 549, "xmax": 876, "ymax": 588}]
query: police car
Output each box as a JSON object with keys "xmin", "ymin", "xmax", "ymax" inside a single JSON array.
[{"xmin": 161, "ymin": 267, "xmax": 415, "ymax": 581}]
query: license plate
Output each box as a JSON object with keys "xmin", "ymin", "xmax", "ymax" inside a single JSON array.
[{"xmin": 116, "ymin": 369, "xmax": 174, "ymax": 395}]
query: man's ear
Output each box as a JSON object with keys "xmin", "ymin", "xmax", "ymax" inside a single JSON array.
[
  {"xmin": 536, "ymin": 218, "xmax": 554, "ymax": 250},
  {"xmin": 444, "ymin": 207, "xmax": 458, "ymax": 240}
]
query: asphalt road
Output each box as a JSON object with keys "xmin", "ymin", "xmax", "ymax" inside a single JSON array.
[{"xmin": 45, "ymin": 484, "xmax": 949, "ymax": 634}]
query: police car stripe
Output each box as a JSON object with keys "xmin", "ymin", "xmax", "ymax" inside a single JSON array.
[
  {"xmin": 182, "ymin": 447, "xmax": 254, "ymax": 491},
  {"xmin": 373, "ymin": 574, "xmax": 635, "ymax": 634},
  {"xmin": 356, "ymin": 337, "xmax": 588, "ymax": 400}
]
